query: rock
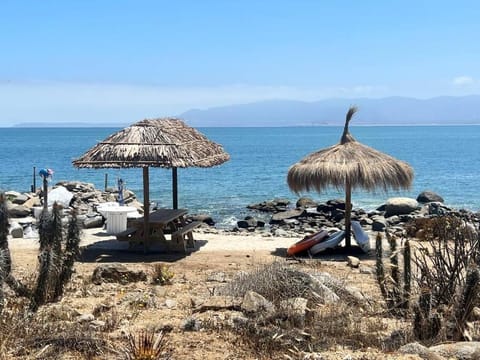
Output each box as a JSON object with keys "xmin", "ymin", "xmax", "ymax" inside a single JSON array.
[
  {"xmin": 274, "ymin": 228, "xmax": 289, "ymax": 237},
  {"xmin": 23, "ymin": 196, "xmax": 41, "ymax": 208},
  {"xmin": 237, "ymin": 217, "xmax": 258, "ymax": 229},
  {"xmin": 326, "ymin": 199, "xmax": 346, "ymax": 210},
  {"xmin": 312, "ymin": 272, "xmax": 367, "ymax": 306},
  {"xmin": 429, "ymin": 342, "xmax": 480, "ymax": 359},
  {"xmin": 7, "ymin": 204, "xmax": 31, "ymax": 217},
  {"xmin": 296, "ymin": 197, "xmax": 318, "ymax": 208},
  {"xmin": 372, "ymin": 216, "xmax": 387, "ymax": 231},
  {"xmin": 270, "ymin": 209, "xmax": 304, "ymax": 224},
  {"xmin": 9, "ymin": 192, "xmax": 29, "ymax": 205},
  {"xmin": 194, "ymin": 296, "xmax": 242, "ymax": 311},
  {"xmin": 428, "ymin": 202, "xmax": 449, "ymax": 216},
  {"xmin": 48, "ymin": 186, "xmax": 74, "ymax": 207},
  {"xmin": 247, "ymin": 198, "xmax": 290, "ymax": 212},
  {"xmin": 78, "ymin": 313, "xmax": 95, "ymax": 323},
  {"xmin": 279, "ymin": 297, "xmax": 309, "ymax": 327},
  {"xmin": 165, "ymin": 299, "xmax": 177, "ymax": 309},
  {"xmin": 83, "ymin": 215, "xmax": 104, "ymax": 229},
  {"xmin": 182, "ymin": 317, "xmax": 202, "ymax": 331},
  {"xmin": 347, "ymin": 256, "xmax": 360, "ymax": 268},
  {"xmin": 399, "ymin": 342, "xmax": 444, "ymax": 359},
  {"xmin": 89, "ymin": 320, "xmax": 106, "ymax": 330},
  {"xmin": 308, "ymin": 276, "xmax": 340, "ymax": 304},
  {"xmin": 241, "ymin": 291, "xmax": 275, "ymax": 316},
  {"xmin": 417, "ymin": 190, "xmax": 444, "ymax": 203},
  {"xmin": 9, "ymin": 222, "xmax": 23, "ymax": 238},
  {"xmin": 207, "ymin": 271, "xmax": 228, "ymax": 282},
  {"xmin": 91, "ymin": 263, "xmax": 147, "ymax": 285},
  {"xmin": 384, "ymin": 197, "xmax": 418, "ymax": 217},
  {"xmin": 189, "ymin": 213, "xmax": 215, "ymax": 226}
]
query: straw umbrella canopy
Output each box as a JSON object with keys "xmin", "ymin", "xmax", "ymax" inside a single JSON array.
[
  {"xmin": 73, "ymin": 117, "xmax": 230, "ymax": 244},
  {"xmin": 287, "ymin": 107, "xmax": 414, "ymax": 247}
]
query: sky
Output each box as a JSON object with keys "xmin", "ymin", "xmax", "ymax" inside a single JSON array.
[{"xmin": 1, "ymin": 0, "xmax": 479, "ymax": 126}]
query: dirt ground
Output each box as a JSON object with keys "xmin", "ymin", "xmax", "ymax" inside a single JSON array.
[{"xmin": 5, "ymin": 229, "xmax": 420, "ymax": 360}]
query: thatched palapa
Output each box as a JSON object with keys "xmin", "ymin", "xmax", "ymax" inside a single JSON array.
[
  {"xmin": 73, "ymin": 118, "xmax": 230, "ymax": 249},
  {"xmin": 287, "ymin": 107, "xmax": 414, "ymax": 247},
  {"xmin": 72, "ymin": 118, "xmax": 229, "ymax": 169}
]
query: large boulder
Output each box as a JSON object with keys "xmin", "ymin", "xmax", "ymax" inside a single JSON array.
[
  {"xmin": 48, "ymin": 186, "xmax": 74, "ymax": 207},
  {"xmin": 247, "ymin": 198, "xmax": 290, "ymax": 212},
  {"xmin": 83, "ymin": 215, "xmax": 104, "ymax": 229},
  {"xmin": 91, "ymin": 263, "xmax": 147, "ymax": 285},
  {"xmin": 10, "ymin": 222, "xmax": 24, "ymax": 238},
  {"xmin": 296, "ymin": 197, "xmax": 318, "ymax": 209},
  {"xmin": 429, "ymin": 342, "xmax": 480, "ymax": 359},
  {"xmin": 384, "ymin": 197, "xmax": 418, "ymax": 217},
  {"xmin": 7, "ymin": 204, "xmax": 31, "ymax": 218},
  {"xmin": 189, "ymin": 214, "xmax": 215, "ymax": 226},
  {"xmin": 417, "ymin": 190, "xmax": 444, "ymax": 203},
  {"xmin": 241, "ymin": 291, "xmax": 275, "ymax": 316},
  {"xmin": 270, "ymin": 209, "xmax": 304, "ymax": 224}
]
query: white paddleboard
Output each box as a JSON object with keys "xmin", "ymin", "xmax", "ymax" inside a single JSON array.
[
  {"xmin": 351, "ymin": 221, "xmax": 370, "ymax": 253},
  {"xmin": 309, "ymin": 230, "xmax": 345, "ymax": 255}
]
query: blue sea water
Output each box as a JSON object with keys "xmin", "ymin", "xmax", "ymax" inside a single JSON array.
[{"xmin": 1, "ymin": 126, "xmax": 479, "ymax": 227}]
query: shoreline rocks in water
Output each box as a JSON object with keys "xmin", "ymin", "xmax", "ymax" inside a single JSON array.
[{"xmin": 2, "ymin": 183, "xmax": 479, "ymax": 239}]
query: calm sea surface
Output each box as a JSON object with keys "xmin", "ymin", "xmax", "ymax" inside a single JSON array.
[{"xmin": 1, "ymin": 126, "xmax": 479, "ymax": 227}]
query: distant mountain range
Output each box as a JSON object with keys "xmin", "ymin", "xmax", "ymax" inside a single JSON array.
[
  {"xmin": 10, "ymin": 95, "xmax": 480, "ymax": 127},
  {"xmin": 180, "ymin": 95, "xmax": 480, "ymax": 127}
]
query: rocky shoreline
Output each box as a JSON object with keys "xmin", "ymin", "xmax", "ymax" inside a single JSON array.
[{"xmin": 3, "ymin": 181, "xmax": 480, "ymax": 240}]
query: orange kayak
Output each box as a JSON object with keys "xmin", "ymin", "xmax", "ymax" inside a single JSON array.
[{"xmin": 287, "ymin": 230, "xmax": 328, "ymax": 256}]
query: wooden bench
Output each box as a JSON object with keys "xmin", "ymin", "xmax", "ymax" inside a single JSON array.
[{"xmin": 171, "ymin": 221, "xmax": 202, "ymax": 250}]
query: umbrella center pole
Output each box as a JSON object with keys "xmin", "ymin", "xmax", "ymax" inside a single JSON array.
[
  {"xmin": 172, "ymin": 167, "xmax": 178, "ymax": 210},
  {"xmin": 345, "ymin": 179, "xmax": 352, "ymax": 248},
  {"xmin": 143, "ymin": 167, "xmax": 150, "ymax": 252}
]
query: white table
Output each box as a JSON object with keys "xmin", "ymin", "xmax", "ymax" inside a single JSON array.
[{"xmin": 97, "ymin": 205, "xmax": 138, "ymax": 235}]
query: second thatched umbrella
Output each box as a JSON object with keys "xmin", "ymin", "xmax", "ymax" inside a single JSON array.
[
  {"xmin": 287, "ymin": 107, "xmax": 414, "ymax": 248},
  {"xmin": 73, "ymin": 118, "xmax": 230, "ymax": 245}
]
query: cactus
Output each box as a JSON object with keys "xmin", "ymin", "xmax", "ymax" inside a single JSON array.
[
  {"xmin": 403, "ymin": 239, "xmax": 411, "ymax": 310},
  {"xmin": 53, "ymin": 209, "xmax": 81, "ymax": 300},
  {"xmin": 413, "ymin": 287, "xmax": 441, "ymax": 341},
  {"xmin": 0, "ymin": 193, "xmax": 10, "ymax": 313},
  {"xmin": 448, "ymin": 265, "xmax": 480, "ymax": 341},
  {"xmin": 0, "ymin": 193, "xmax": 81, "ymax": 313},
  {"xmin": 375, "ymin": 232, "xmax": 411, "ymax": 316}
]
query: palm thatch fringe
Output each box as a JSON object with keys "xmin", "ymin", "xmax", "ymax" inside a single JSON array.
[{"xmin": 73, "ymin": 118, "xmax": 230, "ymax": 169}]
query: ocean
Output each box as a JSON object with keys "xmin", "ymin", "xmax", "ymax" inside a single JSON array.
[{"xmin": 1, "ymin": 126, "xmax": 479, "ymax": 227}]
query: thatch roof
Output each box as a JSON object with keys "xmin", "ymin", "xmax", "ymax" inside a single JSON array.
[
  {"xmin": 287, "ymin": 107, "xmax": 414, "ymax": 193},
  {"xmin": 72, "ymin": 118, "xmax": 230, "ymax": 169}
]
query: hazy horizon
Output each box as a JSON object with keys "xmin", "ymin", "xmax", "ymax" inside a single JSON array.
[{"xmin": 1, "ymin": 1, "xmax": 479, "ymax": 126}]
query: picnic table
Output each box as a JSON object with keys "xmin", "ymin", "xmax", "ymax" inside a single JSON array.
[{"xmin": 116, "ymin": 208, "xmax": 201, "ymax": 253}]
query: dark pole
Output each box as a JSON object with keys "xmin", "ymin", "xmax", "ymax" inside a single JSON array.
[
  {"xmin": 104, "ymin": 173, "xmax": 108, "ymax": 192},
  {"xmin": 344, "ymin": 178, "xmax": 352, "ymax": 248},
  {"xmin": 172, "ymin": 167, "xmax": 178, "ymax": 209},
  {"xmin": 43, "ymin": 177, "xmax": 48, "ymax": 211},
  {"xmin": 143, "ymin": 167, "xmax": 150, "ymax": 252},
  {"xmin": 32, "ymin": 166, "xmax": 36, "ymax": 193}
]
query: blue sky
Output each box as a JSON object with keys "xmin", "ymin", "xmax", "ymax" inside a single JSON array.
[{"xmin": 1, "ymin": 0, "xmax": 479, "ymax": 125}]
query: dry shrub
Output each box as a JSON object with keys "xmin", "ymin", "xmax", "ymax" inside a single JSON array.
[
  {"xmin": 222, "ymin": 261, "xmax": 313, "ymax": 304},
  {"xmin": 214, "ymin": 302, "xmax": 388, "ymax": 358},
  {"xmin": 0, "ymin": 299, "xmax": 111, "ymax": 359},
  {"xmin": 212, "ymin": 262, "xmax": 389, "ymax": 357},
  {"xmin": 150, "ymin": 264, "xmax": 174, "ymax": 286},
  {"xmin": 411, "ymin": 216, "xmax": 480, "ymax": 307}
]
